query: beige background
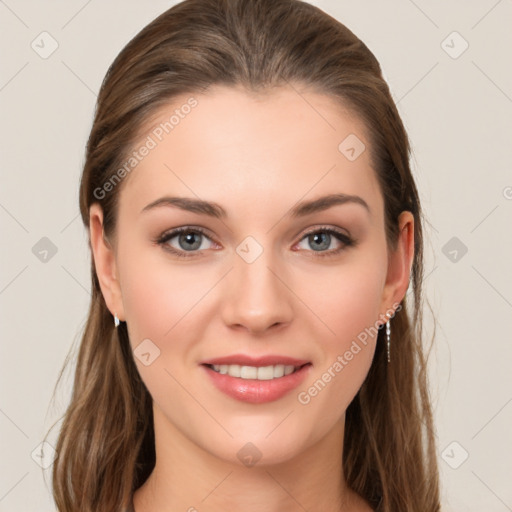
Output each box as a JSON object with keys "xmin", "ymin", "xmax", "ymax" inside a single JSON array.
[{"xmin": 1, "ymin": 1, "xmax": 511, "ymax": 510}]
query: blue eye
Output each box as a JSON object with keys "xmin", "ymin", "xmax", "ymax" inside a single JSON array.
[
  {"xmin": 155, "ymin": 226, "xmax": 355, "ymax": 259},
  {"xmin": 296, "ymin": 227, "xmax": 355, "ymax": 257},
  {"xmin": 155, "ymin": 226, "xmax": 214, "ymax": 258}
]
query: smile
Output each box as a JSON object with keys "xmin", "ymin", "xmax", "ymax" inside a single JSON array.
[
  {"xmin": 201, "ymin": 363, "xmax": 313, "ymax": 403},
  {"xmin": 206, "ymin": 363, "xmax": 308, "ymax": 380}
]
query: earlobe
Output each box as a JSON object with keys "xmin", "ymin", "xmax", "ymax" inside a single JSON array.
[{"xmin": 89, "ymin": 203, "xmax": 125, "ymax": 321}]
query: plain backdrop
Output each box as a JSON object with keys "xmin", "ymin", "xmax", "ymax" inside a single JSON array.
[{"xmin": 1, "ymin": 1, "xmax": 511, "ymax": 510}]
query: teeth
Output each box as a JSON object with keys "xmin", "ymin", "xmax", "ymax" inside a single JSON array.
[{"xmin": 210, "ymin": 364, "xmax": 299, "ymax": 380}]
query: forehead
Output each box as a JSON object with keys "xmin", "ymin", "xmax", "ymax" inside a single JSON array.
[{"xmin": 118, "ymin": 84, "xmax": 382, "ymax": 221}]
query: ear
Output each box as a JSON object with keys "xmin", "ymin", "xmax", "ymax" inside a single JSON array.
[
  {"xmin": 379, "ymin": 211, "xmax": 415, "ymax": 317},
  {"xmin": 89, "ymin": 203, "xmax": 125, "ymax": 321}
]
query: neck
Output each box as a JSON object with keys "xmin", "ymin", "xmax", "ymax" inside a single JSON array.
[{"xmin": 133, "ymin": 403, "xmax": 371, "ymax": 512}]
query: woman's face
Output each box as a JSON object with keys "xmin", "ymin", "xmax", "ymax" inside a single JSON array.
[{"xmin": 90, "ymin": 84, "xmax": 413, "ymax": 466}]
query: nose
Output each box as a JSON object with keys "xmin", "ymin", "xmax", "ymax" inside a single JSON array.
[{"xmin": 220, "ymin": 245, "xmax": 293, "ymax": 335}]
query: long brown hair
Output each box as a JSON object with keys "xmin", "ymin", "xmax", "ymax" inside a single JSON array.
[{"xmin": 44, "ymin": 0, "xmax": 441, "ymax": 510}]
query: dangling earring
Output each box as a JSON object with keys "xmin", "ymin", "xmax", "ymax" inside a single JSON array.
[
  {"xmin": 114, "ymin": 312, "xmax": 120, "ymax": 328},
  {"xmin": 385, "ymin": 317, "xmax": 391, "ymax": 363}
]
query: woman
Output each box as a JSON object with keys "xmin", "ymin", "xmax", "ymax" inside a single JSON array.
[{"xmin": 44, "ymin": 0, "xmax": 441, "ymax": 510}]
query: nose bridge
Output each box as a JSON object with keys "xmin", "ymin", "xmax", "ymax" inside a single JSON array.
[{"xmin": 222, "ymin": 236, "xmax": 292, "ymax": 332}]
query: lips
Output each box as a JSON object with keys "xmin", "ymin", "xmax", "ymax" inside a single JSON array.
[
  {"xmin": 200, "ymin": 354, "xmax": 311, "ymax": 367},
  {"xmin": 201, "ymin": 360, "xmax": 312, "ymax": 403}
]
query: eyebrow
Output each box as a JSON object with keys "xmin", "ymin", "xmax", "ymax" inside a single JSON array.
[{"xmin": 140, "ymin": 193, "xmax": 370, "ymax": 218}]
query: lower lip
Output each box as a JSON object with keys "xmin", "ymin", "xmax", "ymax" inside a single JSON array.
[{"xmin": 201, "ymin": 364, "xmax": 312, "ymax": 404}]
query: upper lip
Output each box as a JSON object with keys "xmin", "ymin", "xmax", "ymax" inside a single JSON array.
[{"xmin": 201, "ymin": 354, "xmax": 311, "ymax": 367}]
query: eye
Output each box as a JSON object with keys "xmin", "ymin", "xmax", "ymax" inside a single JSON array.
[
  {"xmin": 155, "ymin": 226, "xmax": 217, "ymax": 258},
  {"xmin": 295, "ymin": 226, "xmax": 355, "ymax": 257},
  {"xmin": 154, "ymin": 225, "xmax": 356, "ymax": 259}
]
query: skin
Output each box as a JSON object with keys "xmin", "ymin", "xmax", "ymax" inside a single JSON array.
[{"xmin": 89, "ymin": 83, "xmax": 414, "ymax": 512}]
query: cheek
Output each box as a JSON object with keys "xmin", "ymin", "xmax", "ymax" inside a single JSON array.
[
  {"xmin": 295, "ymin": 251, "xmax": 386, "ymax": 402},
  {"xmin": 118, "ymin": 243, "xmax": 212, "ymax": 342},
  {"xmin": 118, "ymin": 252, "xmax": 210, "ymax": 399},
  {"xmin": 301, "ymin": 253, "xmax": 386, "ymax": 345},
  {"xmin": 295, "ymin": 262, "xmax": 385, "ymax": 421}
]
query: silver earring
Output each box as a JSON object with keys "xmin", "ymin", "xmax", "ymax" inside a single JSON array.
[
  {"xmin": 385, "ymin": 316, "xmax": 391, "ymax": 363},
  {"xmin": 114, "ymin": 313, "xmax": 120, "ymax": 328}
]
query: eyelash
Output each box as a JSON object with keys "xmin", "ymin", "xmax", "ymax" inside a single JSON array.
[{"xmin": 154, "ymin": 225, "xmax": 356, "ymax": 259}]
